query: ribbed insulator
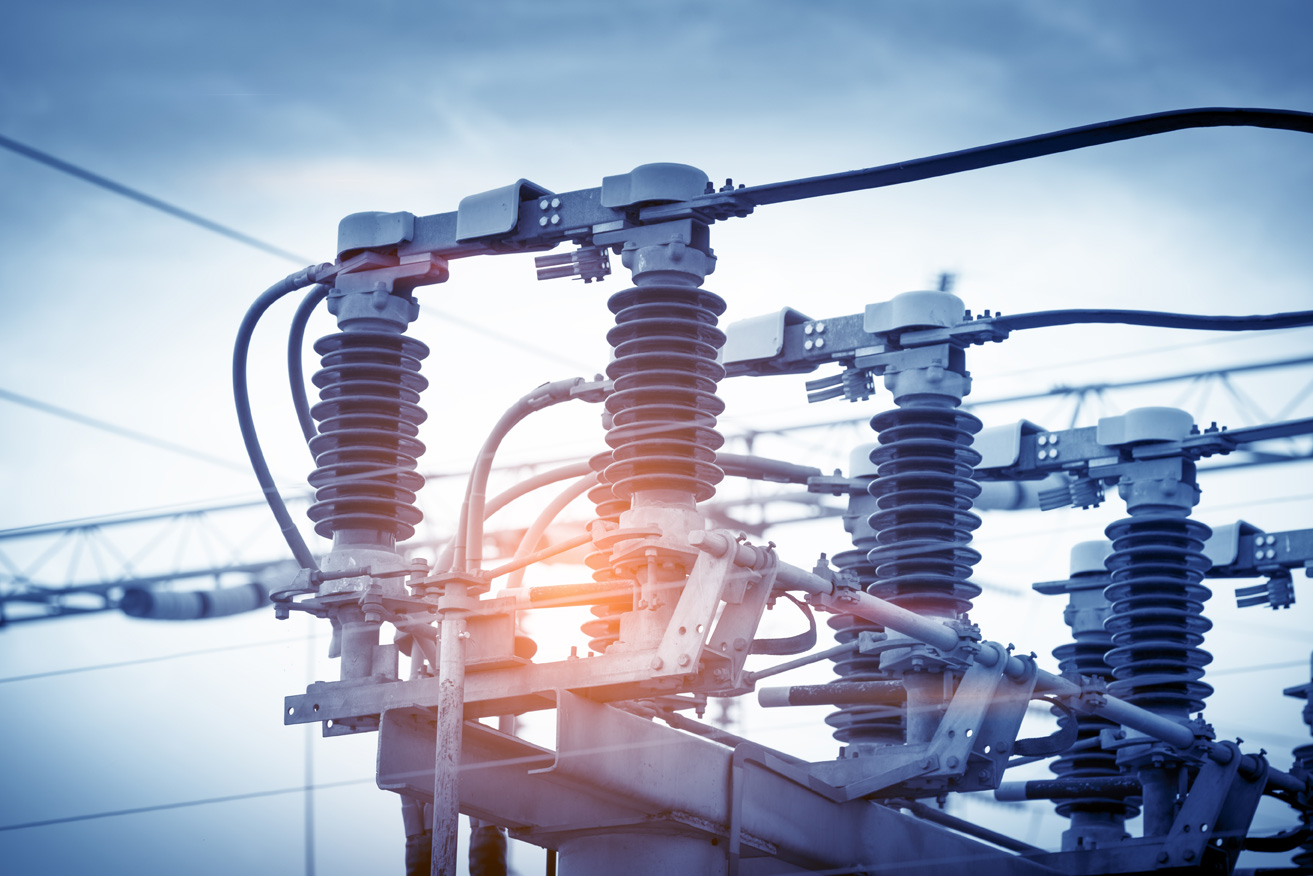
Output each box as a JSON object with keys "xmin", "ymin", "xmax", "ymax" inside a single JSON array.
[
  {"xmin": 580, "ymin": 448, "xmax": 630, "ymax": 653},
  {"xmin": 602, "ymin": 284, "xmax": 727, "ymax": 502},
  {"xmin": 587, "ymin": 449, "xmax": 628, "ymax": 524},
  {"xmin": 865, "ymin": 404, "xmax": 983, "ymax": 617},
  {"xmin": 1050, "ymin": 637, "xmax": 1140, "ymax": 821},
  {"xmin": 306, "ymin": 331, "xmax": 429, "ymax": 542},
  {"xmin": 1104, "ymin": 514, "xmax": 1213, "ymax": 718},
  {"xmin": 827, "ymin": 546, "xmax": 904, "ymax": 748}
]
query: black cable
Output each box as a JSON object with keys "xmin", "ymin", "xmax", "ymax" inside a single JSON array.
[
  {"xmin": 994, "ymin": 307, "xmax": 1313, "ymax": 334},
  {"xmin": 736, "ymin": 107, "xmax": 1313, "ymax": 207},
  {"xmin": 289, "ymin": 285, "xmax": 330, "ymax": 445},
  {"xmin": 0, "ymin": 132, "xmax": 313, "ymax": 264},
  {"xmin": 750, "ymin": 593, "xmax": 818, "ymax": 656},
  {"xmin": 234, "ymin": 267, "xmax": 325, "ymax": 570},
  {"xmin": 1244, "ymin": 825, "xmax": 1313, "ymax": 853}
]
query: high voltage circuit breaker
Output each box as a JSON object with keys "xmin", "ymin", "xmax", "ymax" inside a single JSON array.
[{"xmin": 233, "ymin": 109, "xmax": 1313, "ymax": 875}]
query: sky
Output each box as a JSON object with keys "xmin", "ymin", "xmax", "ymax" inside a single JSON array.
[{"xmin": 1, "ymin": 1, "xmax": 1312, "ymax": 873}]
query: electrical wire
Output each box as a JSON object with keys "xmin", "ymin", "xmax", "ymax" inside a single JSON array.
[
  {"xmin": 503, "ymin": 475, "xmax": 598, "ymax": 589},
  {"xmin": 234, "ymin": 267, "xmax": 325, "ymax": 570},
  {"xmin": 0, "ymin": 387, "xmax": 253, "ymax": 474},
  {"xmin": 995, "ymin": 307, "xmax": 1313, "ymax": 334},
  {"xmin": 0, "ymin": 634, "xmax": 318, "ymax": 685},
  {"xmin": 419, "ymin": 307, "xmax": 596, "ymax": 373},
  {"xmin": 0, "ymin": 132, "xmax": 314, "ymax": 264},
  {"xmin": 289, "ymin": 284, "xmax": 330, "ymax": 445},
  {"xmin": 0, "ymin": 778, "xmax": 374, "ymax": 833},
  {"xmin": 735, "ymin": 107, "xmax": 1313, "ymax": 207},
  {"xmin": 454, "ymin": 379, "xmax": 593, "ymax": 573},
  {"xmin": 433, "ymin": 461, "xmax": 594, "ymax": 573}
]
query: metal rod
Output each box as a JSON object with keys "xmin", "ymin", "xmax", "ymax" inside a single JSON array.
[
  {"xmin": 995, "ymin": 777, "xmax": 1142, "ymax": 801},
  {"xmin": 743, "ymin": 640, "xmax": 858, "ymax": 684},
  {"xmin": 770, "ymin": 559, "xmax": 1309, "ymax": 786},
  {"xmin": 485, "ymin": 531, "xmax": 593, "ymax": 580},
  {"xmin": 758, "ymin": 680, "xmax": 905, "ymax": 708},
  {"xmin": 888, "ymin": 798, "xmax": 1046, "ymax": 855},
  {"xmin": 431, "ymin": 583, "xmax": 469, "ymax": 876}
]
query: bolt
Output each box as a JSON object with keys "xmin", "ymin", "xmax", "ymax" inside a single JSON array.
[
  {"xmin": 814, "ymin": 321, "xmax": 826, "ymax": 333},
  {"xmin": 550, "ymin": 214, "xmax": 560, "ymax": 225},
  {"xmin": 551, "ymin": 197, "xmax": 561, "ymax": 209},
  {"xmin": 804, "ymin": 323, "xmax": 814, "ymax": 335},
  {"xmin": 677, "ymin": 653, "xmax": 692, "ymax": 667},
  {"xmin": 946, "ymin": 756, "xmax": 959, "ymax": 769},
  {"xmin": 804, "ymin": 340, "xmax": 814, "ymax": 351},
  {"xmin": 1157, "ymin": 852, "xmax": 1169, "ymax": 864},
  {"xmin": 733, "ymin": 638, "xmax": 748, "ymax": 652},
  {"xmin": 538, "ymin": 216, "xmax": 548, "ymax": 227},
  {"xmin": 650, "ymin": 656, "xmax": 664, "ymax": 670},
  {"xmin": 815, "ymin": 337, "xmax": 825, "ymax": 349},
  {"xmin": 1183, "ymin": 851, "xmax": 1195, "ymax": 862}
]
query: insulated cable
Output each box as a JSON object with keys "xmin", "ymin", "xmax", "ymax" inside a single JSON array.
[
  {"xmin": 993, "ymin": 307, "xmax": 1313, "ymax": 335},
  {"xmin": 733, "ymin": 107, "xmax": 1313, "ymax": 207},
  {"xmin": 453, "ymin": 379, "xmax": 598, "ymax": 573},
  {"xmin": 234, "ymin": 266, "xmax": 326, "ymax": 570},
  {"xmin": 503, "ymin": 474, "xmax": 598, "ymax": 590},
  {"xmin": 289, "ymin": 284, "xmax": 330, "ymax": 445},
  {"xmin": 432, "ymin": 461, "xmax": 594, "ymax": 573}
]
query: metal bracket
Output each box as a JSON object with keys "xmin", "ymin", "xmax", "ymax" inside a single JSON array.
[{"xmin": 455, "ymin": 179, "xmax": 553, "ymax": 242}]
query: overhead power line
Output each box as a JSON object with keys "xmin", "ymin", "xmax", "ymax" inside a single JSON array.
[
  {"xmin": 0, "ymin": 387, "xmax": 254, "ymax": 474},
  {"xmin": 0, "ymin": 778, "xmax": 374, "ymax": 833},
  {"xmin": 0, "ymin": 634, "xmax": 317, "ymax": 685},
  {"xmin": 0, "ymin": 132, "xmax": 312, "ymax": 264},
  {"xmin": 2, "ymin": 132, "xmax": 605, "ymax": 373}
]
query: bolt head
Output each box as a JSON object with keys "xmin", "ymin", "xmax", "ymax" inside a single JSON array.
[
  {"xmin": 650, "ymin": 656, "xmax": 664, "ymax": 670},
  {"xmin": 677, "ymin": 653, "xmax": 691, "ymax": 667}
]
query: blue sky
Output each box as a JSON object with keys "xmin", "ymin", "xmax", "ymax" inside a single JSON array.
[{"xmin": 2, "ymin": 2, "xmax": 1312, "ymax": 873}]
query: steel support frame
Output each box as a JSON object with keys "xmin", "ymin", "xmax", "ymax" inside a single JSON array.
[{"xmin": 377, "ymin": 691, "xmax": 1060, "ymax": 875}]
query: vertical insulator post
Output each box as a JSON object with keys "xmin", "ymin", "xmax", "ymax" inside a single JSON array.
[
  {"xmin": 1099, "ymin": 408, "xmax": 1213, "ymax": 837},
  {"xmin": 863, "ymin": 291, "xmax": 982, "ymax": 744},
  {"xmin": 827, "ymin": 445, "xmax": 905, "ymax": 753},
  {"xmin": 308, "ymin": 289, "xmax": 427, "ymax": 558},
  {"xmin": 1037, "ymin": 541, "xmax": 1138, "ymax": 850},
  {"xmin": 583, "ymin": 222, "xmax": 727, "ymax": 652}
]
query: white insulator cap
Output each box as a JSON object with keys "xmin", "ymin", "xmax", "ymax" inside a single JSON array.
[
  {"xmin": 849, "ymin": 443, "xmax": 880, "ymax": 479},
  {"xmin": 1070, "ymin": 540, "xmax": 1114, "ymax": 576}
]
